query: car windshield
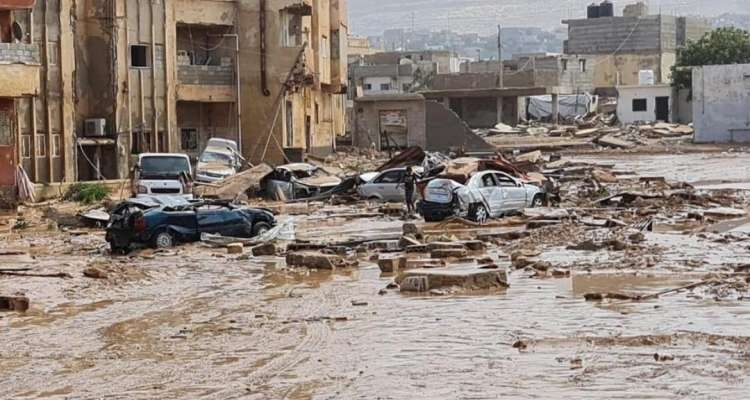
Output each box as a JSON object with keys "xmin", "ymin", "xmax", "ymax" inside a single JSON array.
[
  {"xmin": 140, "ymin": 156, "xmax": 190, "ymax": 179},
  {"xmin": 200, "ymin": 151, "xmax": 233, "ymax": 165}
]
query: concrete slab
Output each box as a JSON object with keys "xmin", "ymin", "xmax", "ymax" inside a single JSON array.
[{"xmin": 396, "ymin": 266, "xmax": 509, "ymax": 292}]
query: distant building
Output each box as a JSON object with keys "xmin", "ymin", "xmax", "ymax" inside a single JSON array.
[
  {"xmin": 692, "ymin": 64, "xmax": 750, "ymax": 143},
  {"xmin": 563, "ymin": 1, "xmax": 711, "ymax": 90}
]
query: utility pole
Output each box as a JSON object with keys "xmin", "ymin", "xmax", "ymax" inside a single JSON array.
[{"xmin": 497, "ymin": 24, "xmax": 503, "ymax": 88}]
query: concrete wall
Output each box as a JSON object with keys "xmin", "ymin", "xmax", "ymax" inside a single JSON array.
[
  {"xmin": 693, "ymin": 64, "xmax": 750, "ymax": 143},
  {"xmin": 590, "ymin": 53, "xmax": 669, "ymax": 88},
  {"xmin": 616, "ymin": 85, "xmax": 672, "ymax": 124},
  {"xmin": 353, "ymin": 97, "xmax": 426, "ymax": 150},
  {"xmin": 424, "ymin": 101, "xmax": 494, "ymax": 152},
  {"xmin": 565, "ymin": 16, "xmax": 665, "ymax": 54}
]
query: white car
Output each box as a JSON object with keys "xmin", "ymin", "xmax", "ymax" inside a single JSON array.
[
  {"xmin": 195, "ymin": 146, "xmax": 241, "ymax": 183},
  {"xmin": 357, "ymin": 167, "xmax": 424, "ymax": 203},
  {"xmin": 421, "ymin": 170, "xmax": 544, "ymax": 223},
  {"xmin": 263, "ymin": 163, "xmax": 342, "ymax": 200},
  {"xmin": 132, "ymin": 153, "xmax": 193, "ymax": 198}
]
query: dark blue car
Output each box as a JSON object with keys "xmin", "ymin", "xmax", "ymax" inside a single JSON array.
[{"xmin": 105, "ymin": 198, "xmax": 276, "ymax": 253}]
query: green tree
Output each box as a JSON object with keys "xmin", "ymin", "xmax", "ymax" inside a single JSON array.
[{"xmin": 672, "ymin": 27, "xmax": 750, "ymax": 92}]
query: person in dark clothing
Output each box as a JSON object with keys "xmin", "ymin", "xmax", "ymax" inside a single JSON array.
[{"xmin": 403, "ymin": 166, "xmax": 416, "ymax": 215}]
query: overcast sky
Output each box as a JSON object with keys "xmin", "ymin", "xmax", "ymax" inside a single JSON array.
[{"xmin": 348, "ymin": 0, "xmax": 750, "ymax": 36}]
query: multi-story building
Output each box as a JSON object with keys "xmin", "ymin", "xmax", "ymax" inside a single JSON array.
[
  {"xmin": 563, "ymin": 1, "xmax": 710, "ymax": 89},
  {"xmin": 0, "ymin": 0, "xmax": 347, "ymax": 201}
]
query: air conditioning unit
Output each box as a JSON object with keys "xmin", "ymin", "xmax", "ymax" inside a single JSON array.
[{"xmin": 85, "ymin": 118, "xmax": 106, "ymax": 137}]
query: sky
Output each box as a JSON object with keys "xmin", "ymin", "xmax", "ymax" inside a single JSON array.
[{"xmin": 348, "ymin": 0, "xmax": 750, "ymax": 36}]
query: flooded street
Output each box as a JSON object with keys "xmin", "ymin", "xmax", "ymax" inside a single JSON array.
[{"xmin": 2, "ymin": 153, "xmax": 750, "ymax": 399}]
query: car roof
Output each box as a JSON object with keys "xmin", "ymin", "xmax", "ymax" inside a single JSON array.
[
  {"xmin": 201, "ymin": 146, "xmax": 234, "ymax": 156},
  {"xmin": 139, "ymin": 153, "xmax": 190, "ymax": 159}
]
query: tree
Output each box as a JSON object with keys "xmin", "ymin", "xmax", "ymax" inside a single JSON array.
[{"xmin": 672, "ymin": 27, "xmax": 750, "ymax": 92}]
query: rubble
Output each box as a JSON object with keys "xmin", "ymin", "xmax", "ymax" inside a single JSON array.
[
  {"xmin": 396, "ymin": 266, "xmax": 509, "ymax": 293},
  {"xmin": 286, "ymin": 252, "xmax": 358, "ymax": 270}
]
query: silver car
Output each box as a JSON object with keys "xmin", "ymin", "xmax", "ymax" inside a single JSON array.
[
  {"xmin": 264, "ymin": 163, "xmax": 342, "ymax": 200},
  {"xmin": 421, "ymin": 170, "xmax": 545, "ymax": 223},
  {"xmin": 357, "ymin": 167, "xmax": 424, "ymax": 203}
]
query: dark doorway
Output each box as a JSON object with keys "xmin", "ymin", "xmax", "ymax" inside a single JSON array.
[
  {"xmin": 655, "ymin": 96, "xmax": 670, "ymax": 122},
  {"xmin": 285, "ymin": 101, "xmax": 294, "ymax": 146},
  {"xmin": 305, "ymin": 116, "xmax": 311, "ymax": 151}
]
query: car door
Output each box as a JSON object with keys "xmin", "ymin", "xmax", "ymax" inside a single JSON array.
[
  {"xmin": 196, "ymin": 207, "xmax": 228, "ymax": 235},
  {"xmin": 475, "ymin": 172, "xmax": 503, "ymax": 217},
  {"xmin": 494, "ymin": 172, "xmax": 526, "ymax": 211},
  {"xmin": 368, "ymin": 170, "xmax": 405, "ymax": 202}
]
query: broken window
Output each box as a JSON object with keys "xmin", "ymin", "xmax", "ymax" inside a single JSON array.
[
  {"xmin": 632, "ymin": 99, "xmax": 647, "ymax": 112},
  {"xmin": 280, "ymin": 11, "xmax": 303, "ymax": 47},
  {"xmin": 35, "ymin": 134, "xmax": 46, "ymax": 158},
  {"xmin": 51, "ymin": 134, "xmax": 61, "ymax": 158},
  {"xmin": 130, "ymin": 45, "xmax": 149, "ymax": 68},
  {"xmin": 180, "ymin": 128, "xmax": 198, "ymax": 151},
  {"xmin": 21, "ymin": 135, "xmax": 30, "ymax": 158}
]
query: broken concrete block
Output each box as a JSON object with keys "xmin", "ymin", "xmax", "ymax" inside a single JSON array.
[
  {"xmin": 431, "ymin": 248, "xmax": 468, "ymax": 259},
  {"xmin": 596, "ymin": 135, "xmax": 636, "ymax": 149},
  {"xmin": 367, "ymin": 240, "xmax": 401, "ymax": 251},
  {"xmin": 379, "ymin": 203, "xmax": 404, "ymax": 215},
  {"xmin": 252, "ymin": 243, "xmax": 276, "ymax": 256},
  {"xmin": 405, "ymin": 244, "xmax": 430, "ymax": 253},
  {"xmin": 83, "ymin": 267, "xmax": 108, "ymax": 280},
  {"xmin": 405, "ymin": 258, "xmax": 445, "ymax": 269},
  {"xmin": 286, "ymin": 252, "xmax": 357, "ymax": 270},
  {"xmin": 0, "ymin": 296, "xmax": 29, "ymax": 312},
  {"xmin": 427, "ymin": 242, "xmax": 466, "ymax": 252},
  {"xmin": 462, "ymin": 240, "xmax": 485, "ymax": 251},
  {"xmin": 527, "ymin": 220, "xmax": 561, "ymax": 229},
  {"xmin": 591, "ymin": 169, "xmax": 618, "ymax": 183},
  {"xmin": 377, "ymin": 256, "xmax": 406, "ymax": 273},
  {"xmin": 398, "ymin": 235, "xmax": 422, "ymax": 248},
  {"xmin": 397, "ymin": 267, "xmax": 509, "ymax": 292},
  {"xmin": 227, "ymin": 243, "xmax": 244, "ymax": 254},
  {"xmin": 402, "ymin": 222, "xmax": 423, "ymax": 237}
]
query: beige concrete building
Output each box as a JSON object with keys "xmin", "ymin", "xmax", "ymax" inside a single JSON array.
[{"xmin": 0, "ymin": 0, "xmax": 348, "ymax": 198}]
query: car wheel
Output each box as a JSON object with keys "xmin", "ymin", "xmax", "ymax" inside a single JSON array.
[
  {"xmin": 252, "ymin": 222, "xmax": 272, "ymax": 237},
  {"xmin": 109, "ymin": 243, "xmax": 129, "ymax": 255},
  {"xmin": 470, "ymin": 203, "xmax": 489, "ymax": 224},
  {"xmin": 152, "ymin": 231, "xmax": 174, "ymax": 249},
  {"xmin": 532, "ymin": 194, "xmax": 545, "ymax": 208}
]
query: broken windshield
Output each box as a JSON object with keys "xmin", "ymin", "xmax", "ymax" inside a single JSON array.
[{"xmin": 200, "ymin": 151, "xmax": 233, "ymax": 165}]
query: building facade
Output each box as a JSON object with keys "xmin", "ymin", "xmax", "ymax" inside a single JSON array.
[
  {"xmin": 563, "ymin": 2, "xmax": 710, "ymax": 89},
  {"xmin": 0, "ymin": 0, "xmax": 348, "ymax": 194}
]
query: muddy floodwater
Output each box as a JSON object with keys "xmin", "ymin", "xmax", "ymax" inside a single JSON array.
[{"xmin": 1, "ymin": 153, "xmax": 750, "ymax": 399}]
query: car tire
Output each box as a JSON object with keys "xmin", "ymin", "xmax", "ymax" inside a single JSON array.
[
  {"xmin": 110, "ymin": 243, "xmax": 129, "ymax": 255},
  {"xmin": 531, "ymin": 194, "xmax": 545, "ymax": 208},
  {"xmin": 423, "ymin": 214, "xmax": 443, "ymax": 222},
  {"xmin": 152, "ymin": 231, "xmax": 175, "ymax": 249},
  {"xmin": 470, "ymin": 203, "xmax": 489, "ymax": 224},
  {"xmin": 252, "ymin": 222, "xmax": 272, "ymax": 237}
]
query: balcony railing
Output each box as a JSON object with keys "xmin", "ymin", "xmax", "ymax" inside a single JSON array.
[
  {"xmin": 178, "ymin": 64, "xmax": 235, "ymax": 86},
  {"xmin": 0, "ymin": 43, "xmax": 40, "ymax": 65}
]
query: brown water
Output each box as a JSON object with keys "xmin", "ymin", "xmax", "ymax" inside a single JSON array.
[{"xmin": 1, "ymin": 153, "xmax": 750, "ymax": 399}]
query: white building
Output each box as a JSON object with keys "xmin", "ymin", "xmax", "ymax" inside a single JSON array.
[
  {"xmin": 693, "ymin": 64, "xmax": 750, "ymax": 143},
  {"xmin": 616, "ymin": 84, "xmax": 673, "ymax": 124}
]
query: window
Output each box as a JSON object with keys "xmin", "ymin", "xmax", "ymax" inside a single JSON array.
[
  {"xmin": 402, "ymin": 83, "xmax": 412, "ymax": 92},
  {"xmin": 315, "ymin": 102, "xmax": 319, "ymax": 124},
  {"xmin": 494, "ymin": 173, "xmax": 517, "ymax": 187},
  {"xmin": 480, "ymin": 174, "xmax": 496, "ymax": 188},
  {"xmin": 180, "ymin": 128, "xmax": 198, "ymax": 151},
  {"xmin": 561, "ymin": 59, "xmax": 568, "ymax": 71},
  {"xmin": 579, "ymin": 59, "xmax": 587, "ymax": 72},
  {"xmin": 130, "ymin": 45, "xmax": 149, "ymax": 67},
  {"xmin": 364, "ymin": 83, "xmax": 372, "ymax": 90},
  {"xmin": 35, "ymin": 134, "xmax": 46, "ymax": 158},
  {"xmin": 632, "ymin": 98, "xmax": 648, "ymax": 112},
  {"xmin": 380, "ymin": 83, "xmax": 390, "ymax": 91},
  {"xmin": 21, "ymin": 135, "xmax": 31, "ymax": 159},
  {"xmin": 51, "ymin": 134, "xmax": 61, "ymax": 158},
  {"xmin": 280, "ymin": 11, "xmax": 303, "ymax": 47},
  {"xmin": 375, "ymin": 170, "xmax": 405, "ymax": 184},
  {"xmin": 285, "ymin": 100, "xmax": 294, "ymax": 146}
]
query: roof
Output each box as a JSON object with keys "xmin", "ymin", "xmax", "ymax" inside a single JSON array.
[
  {"xmin": 355, "ymin": 93, "xmax": 425, "ymax": 103},
  {"xmin": 422, "ymin": 87, "xmax": 551, "ymax": 98}
]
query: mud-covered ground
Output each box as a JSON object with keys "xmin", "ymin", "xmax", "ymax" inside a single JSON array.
[{"xmin": 1, "ymin": 152, "xmax": 749, "ymax": 399}]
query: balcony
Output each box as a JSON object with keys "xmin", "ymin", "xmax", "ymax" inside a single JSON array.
[
  {"xmin": 0, "ymin": 43, "xmax": 40, "ymax": 97},
  {"xmin": 177, "ymin": 64, "xmax": 236, "ymax": 102}
]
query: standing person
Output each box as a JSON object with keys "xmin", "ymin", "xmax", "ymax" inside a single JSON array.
[{"xmin": 403, "ymin": 166, "xmax": 416, "ymax": 216}]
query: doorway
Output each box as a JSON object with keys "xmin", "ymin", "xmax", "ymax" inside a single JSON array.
[
  {"xmin": 0, "ymin": 98, "xmax": 15, "ymax": 187},
  {"xmin": 655, "ymin": 96, "xmax": 670, "ymax": 122}
]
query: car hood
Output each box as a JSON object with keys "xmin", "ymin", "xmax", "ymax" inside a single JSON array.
[
  {"xmin": 197, "ymin": 162, "xmax": 235, "ymax": 175},
  {"xmin": 359, "ymin": 172, "xmax": 379, "ymax": 183}
]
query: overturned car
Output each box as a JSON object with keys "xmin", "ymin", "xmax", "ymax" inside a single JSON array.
[
  {"xmin": 420, "ymin": 160, "xmax": 546, "ymax": 223},
  {"xmin": 105, "ymin": 198, "xmax": 275, "ymax": 253},
  {"xmin": 262, "ymin": 163, "xmax": 342, "ymax": 201}
]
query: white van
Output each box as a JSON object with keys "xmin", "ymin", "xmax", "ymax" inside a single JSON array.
[{"xmin": 132, "ymin": 153, "xmax": 193, "ymax": 198}]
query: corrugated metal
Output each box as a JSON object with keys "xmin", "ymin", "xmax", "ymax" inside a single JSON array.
[{"xmin": 0, "ymin": 0, "xmax": 35, "ymax": 9}]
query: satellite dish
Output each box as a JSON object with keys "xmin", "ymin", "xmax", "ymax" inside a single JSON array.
[{"xmin": 12, "ymin": 22, "xmax": 23, "ymax": 42}]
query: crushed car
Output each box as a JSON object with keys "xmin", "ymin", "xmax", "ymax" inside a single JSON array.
[
  {"xmin": 105, "ymin": 198, "xmax": 276, "ymax": 253},
  {"xmin": 357, "ymin": 167, "xmax": 424, "ymax": 203},
  {"xmin": 420, "ymin": 166, "xmax": 545, "ymax": 223},
  {"xmin": 195, "ymin": 139, "xmax": 243, "ymax": 183},
  {"xmin": 262, "ymin": 163, "xmax": 342, "ymax": 200}
]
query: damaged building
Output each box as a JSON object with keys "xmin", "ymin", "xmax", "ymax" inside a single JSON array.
[
  {"xmin": 0, "ymin": 0, "xmax": 348, "ymax": 203},
  {"xmin": 563, "ymin": 1, "xmax": 710, "ymax": 91}
]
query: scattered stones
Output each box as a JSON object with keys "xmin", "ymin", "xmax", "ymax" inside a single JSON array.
[
  {"xmin": 0, "ymin": 296, "xmax": 29, "ymax": 312},
  {"xmin": 252, "ymin": 243, "xmax": 276, "ymax": 256},
  {"xmin": 286, "ymin": 252, "xmax": 357, "ymax": 270},
  {"xmin": 431, "ymin": 248, "xmax": 468, "ymax": 259},
  {"xmin": 402, "ymin": 222, "xmax": 423, "ymax": 238},
  {"xmin": 83, "ymin": 267, "xmax": 108, "ymax": 280},
  {"xmin": 377, "ymin": 256, "xmax": 406, "ymax": 273},
  {"xmin": 226, "ymin": 243, "xmax": 244, "ymax": 255}
]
